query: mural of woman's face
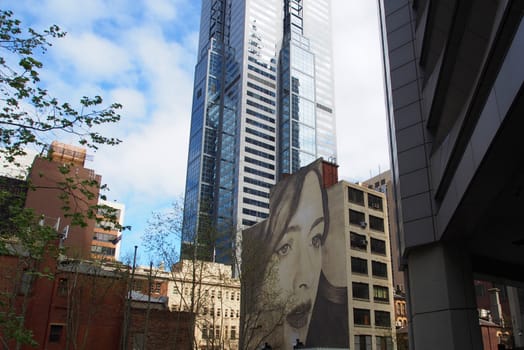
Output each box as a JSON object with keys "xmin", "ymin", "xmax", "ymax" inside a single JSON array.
[{"xmin": 273, "ymin": 171, "xmax": 324, "ymax": 345}]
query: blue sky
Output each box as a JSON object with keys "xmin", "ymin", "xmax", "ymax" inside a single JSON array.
[{"xmin": 5, "ymin": 1, "xmax": 389, "ymax": 264}]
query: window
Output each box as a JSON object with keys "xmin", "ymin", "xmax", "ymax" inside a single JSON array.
[
  {"xmin": 348, "ymin": 187, "xmax": 364, "ymax": 205},
  {"xmin": 475, "ymin": 284, "xmax": 485, "ymax": 296},
  {"xmin": 350, "ymin": 232, "xmax": 367, "ymax": 250},
  {"xmin": 236, "ymin": 309, "xmax": 240, "ymax": 318},
  {"xmin": 372, "ymin": 261, "xmax": 388, "ymax": 278},
  {"xmin": 203, "ymin": 307, "xmax": 208, "ymax": 315},
  {"xmin": 217, "ymin": 308, "xmax": 221, "ymax": 317},
  {"xmin": 373, "ymin": 285, "xmax": 389, "ymax": 302},
  {"xmin": 349, "ymin": 209, "xmax": 366, "ymax": 226},
  {"xmin": 231, "ymin": 326, "xmax": 237, "ymax": 340},
  {"xmin": 150, "ymin": 282, "xmax": 161, "ymax": 294},
  {"xmin": 351, "ymin": 257, "xmax": 368, "ymax": 275},
  {"xmin": 375, "ymin": 311, "xmax": 391, "ymax": 327},
  {"xmin": 18, "ymin": 271, "xmax": 33, "ymax": 295},
  {"xmin": 57, "ymin": 278, "xmax": 68, "ymax": 296},
  {"xmin": 355, "ymin": 335, "xmax": 372, "ymax": 350},
  {"xmin": 231, "ymin": 291, "xmax": 235, "ymax": 301},
  {"xmin": 370, "ymin": 238, "xmax": 386, "ymax": 255},
  {"xmin": 369, "ymin": 215, "xmax": 384, "ymax": 232},
  {"xmin": 215, "ymin": 325, "xmax": 220, "ymax": 338},
  {"xmin": 236, "ymin": 292, "xmax": 240, "ymax": 301},
  {"xmin": 49, "ymin": 324, "xmax": 63, "ymax": 342},
  {"xmin": 368, "ymin": 193, "xmax": 383, "ymax": 211},
  {"xmin": 376, "ymin": 336, "xmax": 394, "ymax": 350},
  {"xmin": 352, "ymin": 282, "xmax": 369, "ymax": 300},
  {"xmin": 202, "ymin": 325, "xmax": 208, "ymax": 339},
  {"xmin": 218, "ymin": 290, "xmax": 222, "ymax": 299},
  {"xmin": 354, "ymin": 308, "xmax": 371, "ymax": 326},
  {"xmin": 133, "ymin": 333, "xmax": 145, "ymax": 350}
]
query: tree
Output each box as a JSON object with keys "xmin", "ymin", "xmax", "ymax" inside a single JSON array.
[
  {"xmin": 0, "ymin": 9, "xmax": 124, "ymax": 348},
  {"xmin": 142, "ymin": 200, "xmax": 241, "ymax": 350},
  {"xmin": 0, "ymin": 10, "xmax": 121, "ymax": 163}
]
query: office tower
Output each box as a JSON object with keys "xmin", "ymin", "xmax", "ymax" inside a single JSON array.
[
  {"xmin": 379, "ymin": 1, "xmax": 524, "ymax": 349},
  {"xmin": 182, "ymin": 0, "xmax": 337, "ymax": 263}
]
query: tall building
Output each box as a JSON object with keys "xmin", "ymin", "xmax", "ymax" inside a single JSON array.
[
  {"xmin": 182, "ymin": 0, "xmax": 337, "ymax": 264},
  {"xmin": 379, "ymin": 1, "xmax": 524, "ymax": 349},
  {"xmin": 241, "ymin": 159, "xmax": 396, "ymax": 349}
]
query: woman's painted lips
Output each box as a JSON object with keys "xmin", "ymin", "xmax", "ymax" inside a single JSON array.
[{"xmin": 286, "ymin": 300, "xmax": 312, "ymax": 329}]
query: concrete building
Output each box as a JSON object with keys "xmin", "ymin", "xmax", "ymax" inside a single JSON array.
[
  {"xmin": 241, "ymin": 159, "xmax": 396, "ymax": 349},
  {"xmin": 182, "ymin": 0, "xmax": 337, "ymax": 264},
  {"xmin": 364, "ymin": 171, "xmax": 405, "ymax": 295},
  {"xmin": 91, "ymin": 199, "xmax": 125, "ymax": 261},
  {"xmin": 378, "ymin": 1, "xmax": 524, "ymax": 349},
  {"xmin": 167, "ymin": 259, "xmax": 241, "ymax": 350},
  {"xmin": 328, "ymin": 180, "xmax": 396, "ymax": 350}
]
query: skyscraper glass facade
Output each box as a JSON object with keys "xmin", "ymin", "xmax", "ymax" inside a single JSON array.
[{"xmin": 182, "ymin": 0, "xmax": 336, "ymax": 264}]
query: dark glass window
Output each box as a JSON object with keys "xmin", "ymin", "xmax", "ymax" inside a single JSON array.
[
  {"xmin": 352, "ymin": 282, "xmax": 369, "ymax": 300},
  {"xmin": 49, "ymin": 324, "xmax": 63, "ymax": 342},
  {"xmin": 373, "ymin": 285, "xmax": 389, "ymax": 302},
  {"xmin": 368, "ymin": 193, "xmax": 383, "ymax": 211},
  {"xmin": 349, "ymin": 209, "xmax": 366, "ymax": 226},
  {"xmin": 377, "ymin": 336, "xmax": 394, "ymax": 350},
  {"xmin": 372, "ymin": 261, "xmax": 388, "ymax": 278},
  {"xmin": 355, "ymin": 335, "xmax": 372, "ymax": 350},
  {"xmin": 57, "ymin": 278, "xmax": 68, "ymax": 297},
  {"xmin": 350, "ymin": 232, "xmax": 367, "ymax": 250},
  {"xmin": 375, "ymin": 311, "xmax": 391, "ymax": 327},
  {"xmin": 354, "ymin": 308, "xmax": 371, "ymax": 326},
  {"xmin": 348, "ymin": 187, "xmax": 365, "ymax": 205},
  {"xmin": 351, "ymin": 257, "xmax": 368, "ymax": 275},
  {"xmin": 369, "ymin": 215, "xmax": 384, "ymax": 232},
  {"xmin": 370, "ymin": 238, "xmax": 386, "ymax": 255}
]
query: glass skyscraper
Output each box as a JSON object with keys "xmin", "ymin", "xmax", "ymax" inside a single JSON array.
[{"xmin": 182, "ymin": 0, "xmax": 337, "ymax": 264}]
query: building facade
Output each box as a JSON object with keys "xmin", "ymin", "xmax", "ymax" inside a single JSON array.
[
  {"xmin": 167, "ymin": 260, "xmax": 241, "ymax": 350},
  {"xmin": 91, "ymin": 199, "xmax": 125, "ymax": 261},
  {"xmin": 182, "ymin": 0, "xmax": 337, "ymax": 264},
  {"xmin": 379, "ymin": 0, "xmax": 524, "ymax": 349},
  {"xmin": 241, "ymin": 159, "xmax": 396, "ymax": 350},
  {"xmin": 329, "ymin": 180, "xmax": 396, "ymax": 350}
]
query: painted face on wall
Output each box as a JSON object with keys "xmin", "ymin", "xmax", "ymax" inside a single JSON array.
[{"xmin": 273, "ymin": 171, "xmax": 324, "ymax": 345}]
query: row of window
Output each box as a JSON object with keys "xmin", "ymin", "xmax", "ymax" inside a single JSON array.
[
  {"xmin": 245, "ymin": 156, "xmax": 274, "ymax": 170},
  {"xmin": 242, "ymin": 208, "xmax": 268, "ymax": 219},
  {"xmin": 244, "ymin": 166, "xmax": 274, "ymax": 180},
  {"xmin": 348, "ymin": 187, "xmax": 384, "ymax": 211},
  {"xmin": 243, "ymin": 186, "xmax": 269, "ymax": 199},
  {"xmin": 351, "ymin": 257, "xmax": 388, "ymax": 278},
  {"xmin": 354, "ymin": 309, "xmax": 391, "ymax": 328},
  {"xmin": 244, "ymin": 176, "xmax": 272, "ymax": 189},
  {"xmin": 349, "ymin": 209, "xmax": 385, "ymax": 232},
  {"xmin": 245, "ymin": 127, "xmax": 275, "ymax": 142},
  {"xmin": 179, "ymin": 287, "xmax": 241, "ymax": 301},
  {"xmin": 243, "ymin": 197, "xmax": 269, "ymax": 209},
  {"xmin": 350, "ymin": 232, "xmax": 386, "ymax": 255},
  {"xmin": 245, "ymin": 146, "xmax": 274, "ymax": 161},
  {"xmin": 90, "ymin": 245, "xmax": 115, "ymax": 256},
  {"xmin": 245, "ymin": 136, "xmax": 274, "ymax": 151},
  {"xmin": 352, "ymin": 283, "xmax": 389, "ymax": 303},
  {"xmin": 202, "ymin": 324, "xmax": 236, "ymax": 340},
  {"xmin": 355, "ymin": 335, "xmax": 393, "ymax": 350},
  {"xmin": 246, "ymin": 117, "xmax": 275, "ymax": 133},
  {"xmin": 202, "ymin": 307, "xmax": 240, "ymax": 318}
]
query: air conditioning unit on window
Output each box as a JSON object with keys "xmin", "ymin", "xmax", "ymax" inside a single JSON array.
[{"xmin": 360, "ymin": 221, "xmax": 367, "ymax": 228}]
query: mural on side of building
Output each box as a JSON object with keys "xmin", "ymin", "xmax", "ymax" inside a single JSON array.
[{"xmin": 241, "ymin": 159, "xmax": 349, "ymax": 350}]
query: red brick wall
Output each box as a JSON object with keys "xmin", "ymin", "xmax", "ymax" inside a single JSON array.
[{"xmin": 128, "ymin": 309, "xmax": 193, "ymax": 350}]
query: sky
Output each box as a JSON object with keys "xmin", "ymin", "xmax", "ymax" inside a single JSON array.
[{"xmin": 5, "ymin": 1, "xmax": 390, "ymax": 262}]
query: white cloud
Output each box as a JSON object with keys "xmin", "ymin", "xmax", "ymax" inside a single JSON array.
[
  {"xmin": 53, "ymin": 32, "xmax": 133, "ymax": 81},
  {"xmin": 143, "ymin": 0, "xmax": 178, "ymax": 22},
  {"xmin": 110, "ymin": 88, "xmax": 147, "ymax": 120}
]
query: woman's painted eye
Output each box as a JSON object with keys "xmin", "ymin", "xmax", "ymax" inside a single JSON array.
[
  {"xmin": 312, "ymin": 234, "xmax": 322, "ymax": 248},
  {"xmin": 276, "ymin": 243, "xmax": 291, "ymax": 256}
]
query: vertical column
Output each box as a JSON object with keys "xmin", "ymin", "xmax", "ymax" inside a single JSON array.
[{"xmin": 407, "ymin": 242, "xmax": 482, "ymax": 349}]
